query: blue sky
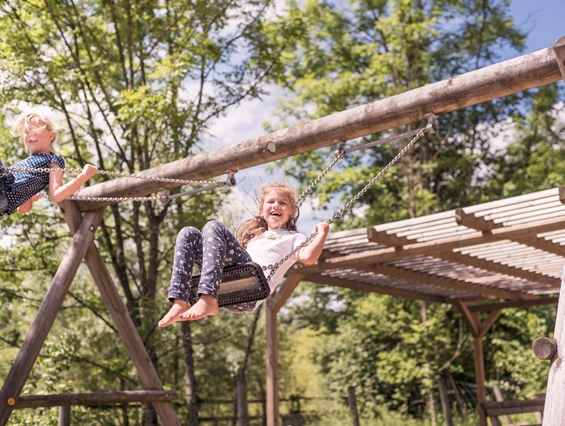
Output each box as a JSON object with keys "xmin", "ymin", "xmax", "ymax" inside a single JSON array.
[{"xmin": 511, "ymin": 0, "xmax": 564, "ymax": 52}]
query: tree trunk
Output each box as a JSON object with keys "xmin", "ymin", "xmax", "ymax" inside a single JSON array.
[{"xmin": 182, "ymin": 321, "xmax": 199, "ymax": 426}]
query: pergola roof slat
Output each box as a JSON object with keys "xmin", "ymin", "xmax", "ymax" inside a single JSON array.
[{"xmin": 292, "ymin": 187, "xmax": 565, "ymax": 307}]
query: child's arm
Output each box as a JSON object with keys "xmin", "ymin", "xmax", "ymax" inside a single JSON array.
[
  {"xmin": 17, "ymin": 193, "xmax": 41, "ymax": 214},
  {"xmin": 296, "ymin": 221, "xmax": 330, "ymax": 265},
  {"xmin": 49, "ymin": 163, "xmax": 98, "ymax": 203}
]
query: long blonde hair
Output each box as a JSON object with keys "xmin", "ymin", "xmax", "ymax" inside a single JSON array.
[
  {"xmin": 236, "ymin": 182, "xmax": 300, "ymax": 248},
  {"xmin": 10, "ymin": 113, "xmax": 57, "ymax": 143}
]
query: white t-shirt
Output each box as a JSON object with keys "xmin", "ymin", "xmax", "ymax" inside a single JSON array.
[{"xmin": 246, "ymin": 229, "xmax": 307, "ymax": 294}]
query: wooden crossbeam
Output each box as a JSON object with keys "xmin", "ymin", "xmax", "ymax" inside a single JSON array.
[
  {"xmin": 75, "ymin": 44, "xmax": 565, "ymax": 212},
  {"xmin": 305, "ymin": 273, "xmax": 448, "ymax": 304},
  {"xmin": 14, "ymin": 390, "xmax": 178, "ymax": 409},
  {"xmin": 467, "ymin": 297, "xmax": 559, "ymax": 312},
  {"xmin": 293, "ymin": 216, "xmax": 565, "ymax": 275},
  {"xmin": 268, "ymin": 274, "xmax": 305, "ymax": 313},
  {"xmin": 359, "ymin": 264, "xmax": 530, "ymax": 300}
]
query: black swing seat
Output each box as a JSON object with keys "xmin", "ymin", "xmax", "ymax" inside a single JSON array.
[{"xmin": 188, "ymin": 262, "xmax": 270, "ymax": 307}]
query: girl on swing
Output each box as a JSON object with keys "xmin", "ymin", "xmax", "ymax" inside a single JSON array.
[
  {"xmin": 159, "ymin": 182, "xmax": 329, "ymax": 325},
  {"xmin": 0, "ymin": 113, "xmax": 97, "ymax": 216}
]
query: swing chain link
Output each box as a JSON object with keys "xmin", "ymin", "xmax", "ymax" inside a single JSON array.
[
  {"xmin": 6, "ymin": 166, "xmax": 232, "ymax": 203},
  {"xmin": 263, "ymin": 126, "xmax": 429, "ymax": 281},
  {"xmin": 297, "ymin": 146, "xmax": 346, "ymax": 204},
  {"xmin": 1, "ymin": 166, "xmax": 227, "ymax": 187}
]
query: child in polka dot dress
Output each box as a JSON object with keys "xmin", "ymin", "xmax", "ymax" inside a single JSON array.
[
  {"xmin": 158, "ymin": 182, "xmax": 330, "ymax": 325},
  {"xmin": 0, "ymin": 113, "xmax": 97, "ymax": 217}
]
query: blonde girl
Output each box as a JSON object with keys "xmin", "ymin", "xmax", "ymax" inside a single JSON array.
[
  {"xmin": 159, "ymin": 182, "xmax": 329, "ymax": 325},
  {"xmin": 0, "ymin": 113, "xmax": 97, "ymax": 216}
]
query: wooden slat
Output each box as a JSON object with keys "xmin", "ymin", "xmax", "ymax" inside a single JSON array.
[
  {"xmin": 305, "ymin": 273, "xmax": 449, "ymax": 304},
  {"xmin": 294, "ymin": 216, "xmax": 565, "ymax": 275},
  {"xmin": 361, "ymin": 264, "xmax": 528, "ymax": 300},
  {"xmin": 369, "ymin": 229, "xmax": 558, "ymax": 290}
]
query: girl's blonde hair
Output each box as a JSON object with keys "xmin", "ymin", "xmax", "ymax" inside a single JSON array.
[
  {"xmin": 236, "ymin": 182, "xmax": 300, "ymax": 248},
  {"xmin": 10, "ymin": 113, "xmax": 57, "ymax": 143}
]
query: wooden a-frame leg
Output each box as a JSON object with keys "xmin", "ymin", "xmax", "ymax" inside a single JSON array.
[
  {"xmin": 62, "ymin": 202, "xmax": 180, "ymax": 426},
  {"xmin": 0, "ymin": 209, "xmax": 104, "ymax": 426}
]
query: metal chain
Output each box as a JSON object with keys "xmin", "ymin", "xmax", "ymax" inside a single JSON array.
[
  {"xmin": 297, "ymin": 150, "xmax": 345, "ymax": 204},
  {"xmin": 1, "ymin": 166, "xmax": 226, "ymax": 187},
  {"xmin": 263, "ymin": 128, "xmax": 428, "ymax": 281}
]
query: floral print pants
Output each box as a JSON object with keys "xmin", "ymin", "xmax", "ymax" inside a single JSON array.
[{"xmin": 167, "ymin": 220, "xmax": 257, "ymax": 313}]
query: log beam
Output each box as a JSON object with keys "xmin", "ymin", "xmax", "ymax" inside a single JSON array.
[
  {"xmin": 13, "ymin": 390, "xmax": 178, "ymax": 409},
  {"xmin": 75, "ymin": 45, "xmax": 565, "ymax": 211}
]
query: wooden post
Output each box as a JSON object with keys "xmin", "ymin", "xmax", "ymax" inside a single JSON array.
[
  {"xmin": 266, "ymin": 304, "xmax": 279, "ymax": 426},
  {"xmin": 0, "ymin": 210, "xmax": 104, "ymax": 426},
  {"xmin": 473, "ymin": 335, "xmax": 488, "ymax": 426},
  {"xmin": 60, "ymin": 201, "xmax": 181, "ymax": 426},
  {"xmin": 457, "ymin": 301, "xmax": 491, "ymax": 426},
  {"xmin": 237, "ymin": 377, "xmax": 249, "ymax": 426},
  {"xmin": 347, "ymin": 386, "xmax": 360, "ymax": 426},
  {"xmin": 438, "ymin": 377, "xmax": 454, "ymax": 426},
  {"xmin": 58, "ymin": 406, "xmax": 70, "ymax": 426},
  {"xmin": 492, "ymin": 383, "xmax": 511, "ymax": 426},
  {"xmin": 541, "ymin": 262, "xmax": 565, "ymax": 425}
]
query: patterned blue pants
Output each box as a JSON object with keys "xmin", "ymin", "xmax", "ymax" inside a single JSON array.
[{"xmin": 167, "ymin": 221, "xmax": 257, "ymax": 312}]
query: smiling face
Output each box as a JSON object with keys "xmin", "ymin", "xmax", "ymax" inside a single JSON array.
[{"xmin": 261, "ymin": 189, "xmax": 295, "ymax": 231}]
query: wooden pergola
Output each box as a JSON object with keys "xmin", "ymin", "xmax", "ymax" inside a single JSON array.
[
  {"xmin": 1, "ymin": 37, "xmax": 564, "ymax": 426},
  {"xmin": 267, "ymin": 187, "xmax": 565, "ymax": 425}
]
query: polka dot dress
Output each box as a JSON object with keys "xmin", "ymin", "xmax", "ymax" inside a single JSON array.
[{"xmin": 1, "ymin": 153, "xmax": 65, "ymax": 216}]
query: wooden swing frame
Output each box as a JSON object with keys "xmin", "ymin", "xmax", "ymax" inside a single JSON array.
[{"xmin": 0, "ymin": 37, "xmax": 564, "ymax": 426}]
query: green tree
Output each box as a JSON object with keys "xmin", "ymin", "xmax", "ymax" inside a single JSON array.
[{"xmin": 0, "ymin": 1, "xmax": 292, "ymax": 424}]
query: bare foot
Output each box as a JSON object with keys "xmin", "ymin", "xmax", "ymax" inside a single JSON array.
[
  {"xmin": 179, "ymin": 295, "xmax": 218, "ymax": 321},
  {"xmin": 158, "ymin": 299, "xmax": 189, "ymax": 327}
]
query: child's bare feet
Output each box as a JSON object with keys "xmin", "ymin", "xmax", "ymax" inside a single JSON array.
[
  {"xmin": 158, "ymin": 299, "xmax": 189, "ymax": 327},
  {"xmin": 179, "ymin": 295, "xmax": 218, "ymax": 321}
]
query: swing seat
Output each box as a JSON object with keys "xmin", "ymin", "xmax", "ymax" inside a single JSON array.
[{"xmin": 188, "ymin": 262, "xmax": 270, "ymax": 307}]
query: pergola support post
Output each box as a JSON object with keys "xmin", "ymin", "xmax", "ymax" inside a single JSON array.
[
  {"xmin": 540, "ymin": 263, "xmax": 565, "ymax": 425},
  {"xmin": 457, "ymin": 300, "xmax": 502, "ymax": 426},
  {"xmin": 266, "ymin": 303, "xmax": 279, "ymax": 426},
  {"xmin": 264, "ymin": 275, "xmax": 304, "ymax": 426},
  {"xmin": 0, "ymin": 209, "xmax": 104, "ymax": 425}
]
